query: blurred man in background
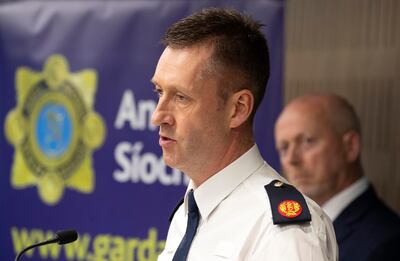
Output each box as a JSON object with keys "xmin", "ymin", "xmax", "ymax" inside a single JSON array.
[{"xmin": 274, "ymin": 93, "xmax": 400, "ymax": 261}]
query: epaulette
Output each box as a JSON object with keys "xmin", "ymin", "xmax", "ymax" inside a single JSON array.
[
  {"xmin": 169, "ymin": 198, "xmax": 184, "ymax": 223},
  {"xmin": 264, "ymin": 179, "xmax": 311, "ymax": 225}
]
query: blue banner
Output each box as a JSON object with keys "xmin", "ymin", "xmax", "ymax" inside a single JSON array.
[{"xmin": 0, "ymin": 1, "xmax": 283, "ymax": 260}]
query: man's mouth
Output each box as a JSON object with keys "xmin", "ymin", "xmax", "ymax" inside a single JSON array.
[
  {"xmin": 160, "ymin": 135, "xmax": 174, "ymax": 141},
  {"xmin": 159, "ymin": 135, "xmax": 176, "ymax": 147}
]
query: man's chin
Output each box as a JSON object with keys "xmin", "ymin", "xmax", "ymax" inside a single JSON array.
[
  {"xmin": 289, "ymin": 175, "xmax": 312, "ymax": 186},
  {"xmin": 162, "ymin": 153, "xmax": 179, "ymax": 169},
  {"xmin": 301, "ymin": 187, "xmax": 325, "ymax": 201},
  {"xmin": 292, "ymin": 183, "xmax": 312, "ymax": 195}
]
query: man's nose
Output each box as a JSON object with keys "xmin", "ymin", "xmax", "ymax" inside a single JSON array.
[
  {"xmin": 151, "ymin": 98, "xmax": 174, "ymax": 127},
  {"xmin": 286, "ymin": 145, "xmax": 301, "ymax": 166}
]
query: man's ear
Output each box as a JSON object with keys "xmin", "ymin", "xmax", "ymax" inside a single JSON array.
[
  {"xmin": 229, "ymin": 89, "xmax": 254, "ymax": 128},
  {"xmin": 342, "ymin": 131, "xmax": 361, "ymax": 162}
]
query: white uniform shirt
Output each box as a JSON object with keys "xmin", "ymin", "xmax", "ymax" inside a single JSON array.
[{"xmin": 158, "ymin": 145, "xmax": 338, "ymax": 261}]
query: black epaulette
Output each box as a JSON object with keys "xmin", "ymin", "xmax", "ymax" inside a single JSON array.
[
  {"xmin": 169, "ymin": 198, "xmax": 184, "ymax": 223},
  {"xmin": 264, "ymin": 179, "xmax": 311, "ymax": 225}
]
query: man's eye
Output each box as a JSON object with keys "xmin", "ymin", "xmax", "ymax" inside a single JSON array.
[
  {"xmin": 176, "ymin": 94, "xmax": 189, "ymax": 103},
  {"xmin": 154, "ymin": 88, "xmax": 163, "ymax": 97},
  {"xmin": 277, "ymin": 145, "xmax": 288, "ymax": 156},
  {"xmin": 305, "ymin": 137, "xmax": 315, "ymax": 144}
]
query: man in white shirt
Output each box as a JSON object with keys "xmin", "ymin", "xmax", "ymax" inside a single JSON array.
[
  {"xmin": 274, "ymin": 93, "xmax": 400, "ymax": 261},
  {"xmin": 151, "ymin": 8, "xmax": 338, "ymax": 261}
]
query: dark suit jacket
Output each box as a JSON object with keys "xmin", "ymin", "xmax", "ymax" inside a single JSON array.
[{"xmin": 333, "ymin": 186, "xmax": 400, "ymax": 261}]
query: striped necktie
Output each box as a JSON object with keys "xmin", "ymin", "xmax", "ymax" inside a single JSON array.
[{"xmin": 172, "ymin": 190, "xmax": 199, "ymax": 261}]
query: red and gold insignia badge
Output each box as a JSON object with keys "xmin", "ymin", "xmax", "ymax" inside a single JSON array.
[{"xmin": 278, "ymin": 200, "xmax": 302, "ymax": 218}]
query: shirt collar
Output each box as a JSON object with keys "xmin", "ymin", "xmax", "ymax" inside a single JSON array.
[
  {"xmin": 183, "ymin": 144, "xmax": 264, "ymax": 220},
  {"xmin": 322, "ymin": 176, "xmax": 369, "ymax": 221}
]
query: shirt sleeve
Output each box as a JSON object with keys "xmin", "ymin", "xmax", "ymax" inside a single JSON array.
[{"xmin": 249, "ymin": 208, "xmax": 338, "ymax": 261}]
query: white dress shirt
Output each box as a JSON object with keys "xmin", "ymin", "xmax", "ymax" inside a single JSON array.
[
  {"xmin": 322, "ymin": 176, "xmax": 369, "ymax": 221},
  {"xmin": 158, "ymin": 145, "xmax": 338, "ymax": 261}
]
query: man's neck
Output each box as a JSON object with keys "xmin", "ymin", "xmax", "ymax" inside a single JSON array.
[
  {"xmin": 318, "ymin": 164, "xmax": 364, "ymax": 206},
  {"xmin": 322, "ymin": 175, "xmax": 369, "ymax": 221},
  {"xmin": 188, "ymin": 134, "xmax": 254, "ymax": 187}
]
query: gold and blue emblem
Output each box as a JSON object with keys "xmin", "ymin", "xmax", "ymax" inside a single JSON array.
[{"xmin": 4, "ymin": 54, "xmax": 106, "ymax": 205}]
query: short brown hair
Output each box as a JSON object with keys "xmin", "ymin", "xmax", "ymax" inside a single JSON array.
[{"xmin": 162, "ymin": 8, "xmax": 270, "ymax": 120}]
